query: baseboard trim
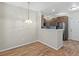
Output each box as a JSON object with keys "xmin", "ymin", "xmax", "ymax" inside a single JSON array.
[
  {"xmin": 0, "ymin": 40, "xmax": 63, "ymax": 52},
  {"xmin": 57, "ymin": 44, "xmax": 63, "ymax": 50},
  {"xmin": 69, "ymin": 39, "xmax": 79, "ymax": 41},
  {"xmin": 37, "ymin": 40, "xmax": 60, "ymax": 50},
  {"xmin": 0, "ymin": 40, "xmax": 37, "ymax": 52}
]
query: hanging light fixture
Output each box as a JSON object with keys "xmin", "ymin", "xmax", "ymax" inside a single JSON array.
[{"xmin": 25, "ymin": 2, "xmax": 32, "ymax": 24}]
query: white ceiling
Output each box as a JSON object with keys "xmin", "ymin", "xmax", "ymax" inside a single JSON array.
[
  {"xmin": 4, "ymin": 2, "xmax": 60, "ymax": 11},
  {"xmin": 4, "ymin": 2, "xmax": 79, "ymax": 16}
]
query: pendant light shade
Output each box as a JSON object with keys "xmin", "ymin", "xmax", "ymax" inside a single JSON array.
[
  {"xmin": 25, "ymin": 20, "xmax": 32, "ymax": 24},
  {"xmin": 25, "ymin": 2, "xmax": 32, "ymax": 24}
]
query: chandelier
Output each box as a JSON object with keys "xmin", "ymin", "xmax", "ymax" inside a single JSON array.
[{"xmin": 25, "ymin": 2, "xmax": 32, "ymax": 24}]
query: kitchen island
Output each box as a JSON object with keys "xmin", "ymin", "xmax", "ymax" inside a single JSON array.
[{"xmin": 38, "ymin": 29, "xmax": 64, "ymax": 50}]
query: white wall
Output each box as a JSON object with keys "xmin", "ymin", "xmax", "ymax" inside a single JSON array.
[{"xmin": 0, "ymin": 3, "xmax": 38, "ymax": 51}]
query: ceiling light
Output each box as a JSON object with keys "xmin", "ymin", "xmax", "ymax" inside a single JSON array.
[
  {"xmin": 69, "ymin": 7, "xmax": 79, "ymax": 11},
  {"xmin": 25, "ymin": 20, "xmax": 32, "ymax": 24},
  {"xmin": 52, "ymin": 9, "xmax": 55, "ymax": 12},
  {"xmin": 25, "ymin": 2, "xmax": 32, "ymax": 24},
  {"xmin": 69, "ymin": 3, "xmax": 79, "ymax": 11}
]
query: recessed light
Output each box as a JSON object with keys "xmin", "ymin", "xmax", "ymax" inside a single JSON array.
[
  {"xmin": 52, "ymin": 9, "xmax": 55, "ymax": 12},
  {"xmin": 69, "ymin": 3, "xmax": 79, "ymax": 11},
  {"xmin": 69, "ymin": 7, "xmax": 79, "ymax": 11}
]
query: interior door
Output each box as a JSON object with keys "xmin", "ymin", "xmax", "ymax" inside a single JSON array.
[{"xmin": 69, "ymin": 16, "xmax": 79, "ymax": 41}]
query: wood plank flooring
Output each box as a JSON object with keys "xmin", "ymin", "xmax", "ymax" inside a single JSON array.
[{"xmin": 0, "ymin": 40, "xmax": 79, "ymax": 56}]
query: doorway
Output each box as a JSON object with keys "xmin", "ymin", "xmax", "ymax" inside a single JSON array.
[{"xmin": 55, "ymin": 16, "xmax": 69, "ymax": 41}]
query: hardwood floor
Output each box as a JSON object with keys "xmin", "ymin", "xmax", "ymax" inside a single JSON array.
[{"xmin": 0, "ymin": 40, "xmax": 79, "ymax": 56}]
